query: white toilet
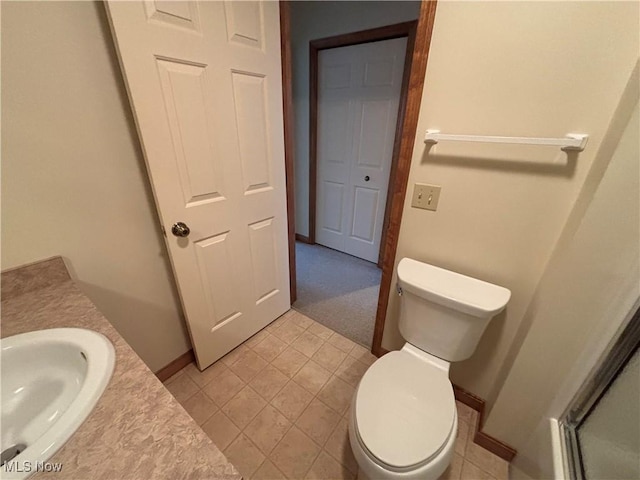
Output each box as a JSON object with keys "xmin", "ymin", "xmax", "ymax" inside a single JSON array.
[{"xmin": 348, "ymin": 258, "xmax": 511, "ymax": 480}]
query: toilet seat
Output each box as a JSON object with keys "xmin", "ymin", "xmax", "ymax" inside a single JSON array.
[{"xmin": 353, "ymin": 349, "xmax": 456, "ymax": 471}]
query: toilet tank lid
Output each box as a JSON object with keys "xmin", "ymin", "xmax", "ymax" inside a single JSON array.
[{"xmin": 397, "ymin": 258, "xmax": 511, "ymax": 317}]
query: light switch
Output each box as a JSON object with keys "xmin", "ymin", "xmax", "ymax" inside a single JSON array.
[{"xmin": 411, "ymin": 183, "xmax": 441, "ymax": 211}]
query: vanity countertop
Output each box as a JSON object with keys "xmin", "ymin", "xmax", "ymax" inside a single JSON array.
[{"xmin": 1, "ymin": 257, "xmax": 240, "ymax": 480}]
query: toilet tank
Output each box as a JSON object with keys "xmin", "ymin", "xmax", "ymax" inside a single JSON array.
[{"xmin": 397, "ymin": 258, "xmax": 511, "ymax": 362}]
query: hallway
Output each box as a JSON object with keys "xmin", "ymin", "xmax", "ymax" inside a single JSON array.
[{"xmin": 293, "ymin": 242, "xmax": 381, "ymax": 347}]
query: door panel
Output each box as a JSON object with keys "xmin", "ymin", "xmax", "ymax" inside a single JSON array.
[
  {"xmin": 232, "ymin": 72, "xmax": 272, "ymax": 193},
  {"xmin": 364, "ymin": 59, "xmax": 396, "ymax": 86},
  {"xmin": 324, "ymin": 63, "xmax": 352, "ymax": 89},
  {"xmin": 107, "ymin": 0, "xmax": 289, "ymax": 369},
  {"xmin": 351, "ymin": 187, "xmax": 379, "ymax": 242},
  {"xmin": 156, "ymin": 59, "xmax": 223, "ymax": 204},
  {"xmin": 320, "ymin": 100, "xmax": 351, "ymax": 164},
  {"xmin": 224, "ymin": 0, "xmax": 263, "ymax": 48},
  {"xmin": 145, "ymin": 1, "xmax": 201, "ymax": 31},
  {"xmin": 194, "ymin": 232, "xmax": 240, "ymax": 327},
  {"xmin": 357, "ymin": 100, "xmax": 393, "ymax": 169},
  {"xmin": 248, "ymin": 217, "xmax": 279, "ymax": 304},
  {"xmin": 321, "ymin": 181, "xmax": 346, "ymax": 234},
  {"xmin": 316, "ymin": 37, "xmax": 406, "ymax": 262}
]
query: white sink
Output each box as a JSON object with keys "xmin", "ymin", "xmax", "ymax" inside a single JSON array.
[{"xmin": 1, "ymin": 328, "xmax": 115, "ymax": 478}]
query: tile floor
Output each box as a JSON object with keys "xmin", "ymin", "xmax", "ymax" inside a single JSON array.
[{"xmin": 164, "ymin": 310, "xmax": 510, "ymax": 480}]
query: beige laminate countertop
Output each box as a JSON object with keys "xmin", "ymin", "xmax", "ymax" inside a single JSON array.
[{"xmin": 1, "ymin": 257, "xmax": 240, "ymax": 480}]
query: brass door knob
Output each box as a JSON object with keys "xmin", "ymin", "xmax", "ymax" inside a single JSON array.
[{"xmin": 171, "ymin": 222, "xmax": 190, "ymax": 237}]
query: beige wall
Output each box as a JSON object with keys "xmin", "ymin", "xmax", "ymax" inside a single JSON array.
[
  {"xmin": 1, "ymin": 1, "xmax": 191, "ymax": 372},
  {"xmin": 489, "ymin": 83, "xmax": 640, "ymax": 478},
  {"xmin": 290, "ymin": 1, "xmax": 421, "ymax": 236},
  {"xmin": 381, "ymin": 0, "xmax": 640, "ymax": 407}
]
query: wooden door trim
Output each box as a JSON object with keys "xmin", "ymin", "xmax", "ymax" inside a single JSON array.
[
  {"xmin": 282, "ymin": 2, "xmax": 438, "ymax": 356},
  {"xmin": 280, "ymin": 2, "xmax": 296, "ymax": 303},
  {"xmin": 378, "ymin": 22, "xmax": 417, "ymax": 268},
  {"xmin": 371, "ymin": 2, "xmax": 438, "ymax": 356},
  {"xmin": 308, "ymin": 20, "xmax": 417, "ymax": 247}
]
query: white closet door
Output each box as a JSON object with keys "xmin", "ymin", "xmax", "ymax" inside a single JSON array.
[{"xmin": 316, "ymin": 37, "xmax": 406, "ymax": 263}]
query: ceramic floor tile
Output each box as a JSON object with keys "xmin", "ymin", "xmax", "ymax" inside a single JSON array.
[
  {"xmin": 327, "ymin": 332, "xmax": 356, "ymax": 353},
  {"xmin": 270, "ymin": 426, "xmax": 321, "ymax": 480},
  {"xmin": 348, "ymin": 344, "xmax": 377, "ymax": 366},
  {"xmin": 334, "ymin": 355, "xmax": 368, "ymax": 387},
  {"xmin": 221, "ymin": 385, "xmax": 267, "ymax": 429},
  {"xmin": 165, "ymin": 370, "xmax": 199, "ymax": 403},
  {"xmin": 271, "ymin": 380, "xmax": 314, "ymax": 422},
  {"xmin": 293, "ymin": 360, "xmax": 332, "ymax": 395},
  {"xmin": 181, "ymin": 390, "xmax": 217, "ymax": 426},
  {"xmin": 295, "ymin": 398, "xmax": 341, "ymax": 446},
  {"xmin": 200, "ymin": 410, "xmax": 240, "ymax": 451},
  {"xmin": 317, "ymin": 376, "xmax": 355, "ymax": 415},
  {"xmin": 271, "ymin": 346, "xmax": 309, "ymax": 378},
  {"xmin": 267, "ymin": 314, "xmax": 289, "ymax": 332},
  {"xmin": 245, "ymin": 405, "xmax": 292, "ymax": 455},
  {"xmin": 305, "ymin": 450, "xmax": 355, "ymax": 480},
  {"xmin": 271, "ymin": 318, "xmax": 306, "ymax": 344},
  {"xmin": 202, "ymin": 368, "xmax": 245, "ymax": 407},
  {"xmin": 245, "ymin": 328, "xmax": 271, "ymax": 349},
  {"xmin": 455, "ymin": 400, "xmax": 476, "ymax": 425},
  {"xmin": 312, "ymin": 342, "xmax": 348, "ymax": 373},
  {"xmin": 221, "ymin": 344, "xmax": 250, "ymax": 367},
  {"xmin": 464, "ymin": 429, "xmax": 509, "ymax": 480},
  {"xmin": 279, "ymin": 309, "xmax": 299, "ymax": 321},
  {"xmin": 253, "ymin": 333, "xmax": 288, "ymax": 362},
  {"xmin": 323, "ymin": 417, "xmax": 358, "ymax": 474},
  {"xmin": 307, "ymin": 320, "xmax": 334, "ymax": 341},
  {"xmin": 252, "ymin": 460, "xmax": 287, "ymax": 480},
  {"xmin": 229, "ymin": 349, "xmax": 268, "ymax": 383},
  {"xmin": 439, "ymin": 453, "xmax": 463, "ymax": 480},
  {"xmin": 291, "ymin": 330, "xmax": 324, "ymax": 357},
  {"xmin": 250, "ymin": 364, "xmax": 290, "ymax": 401},
  {"xmin": 224, "ymin": 433, "xmax": 265, "ymax": 479},
  {"xmin": 460, "ymin": 459, "xmax": 496, "ymax": 480},
  {"xmin": 183, "ymin": 360, "xmax": 229, "ymax": 388},
  {"xmin": 289, "ymin": 311, "xmax": 314, "ymax": 329},
  {"xmin": 455, "ymin": 417, "xmax": 470, "ymax": 457}
]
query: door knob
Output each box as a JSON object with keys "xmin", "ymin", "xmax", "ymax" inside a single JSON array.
[
  {"xmin": 364, "ymin": 176, "xmax": 370, "ymax": 182},
  {"xmin": 171, "ymin": 222, "xmax": 190, "ymax": 237}
]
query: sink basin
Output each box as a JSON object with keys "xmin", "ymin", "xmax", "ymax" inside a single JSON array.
[{"xmin": 1, "ymin": 328, "xmax": 115, "ymax": 478}]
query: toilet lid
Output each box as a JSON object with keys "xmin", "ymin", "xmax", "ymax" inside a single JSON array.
[{"xmin": 355, "ymin": 350, "xmax": 455, "ymax": 470}]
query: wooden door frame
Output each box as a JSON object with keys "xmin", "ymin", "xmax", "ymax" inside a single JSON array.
[
  {"xmin": 280, "ymin": 2, "xmax": 297, "ymax": 303},
  {"xmin": 280, "ymin": 1, "xmax": 438, "ymax": 356}
]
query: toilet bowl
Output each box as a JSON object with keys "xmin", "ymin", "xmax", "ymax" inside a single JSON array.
[
  {"xmin": 348, "ymin": 258, "xmax": 511, "ymax": 480},
  {"xmin": 348, "ymin": 344, "xmax": 458, "ymax": 480}
]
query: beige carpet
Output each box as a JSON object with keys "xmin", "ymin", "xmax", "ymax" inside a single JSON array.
[{"xmin": 293, "ymin": 242, "xmax": 381, "ymax": 347}]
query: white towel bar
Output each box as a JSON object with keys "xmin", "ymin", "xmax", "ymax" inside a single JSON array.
[{"xmin": 424, "ymin": 130, "xmax": 588, "ymax": 152}]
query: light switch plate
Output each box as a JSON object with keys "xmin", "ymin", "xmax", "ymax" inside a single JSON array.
[{"xmin": 411, "ymin": 183, "xmax": 441, "ymax": 211}]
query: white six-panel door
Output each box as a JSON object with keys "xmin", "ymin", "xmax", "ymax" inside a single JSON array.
[
  {"xmin": 106, "ymin": 1, "xmax": 290, "ymax": 369},
  {"xmin": 316, "ymin": 37, "xmax": 407, "ymax": 263}
]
